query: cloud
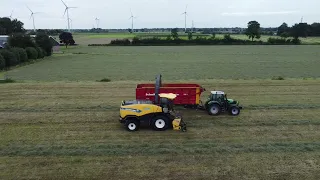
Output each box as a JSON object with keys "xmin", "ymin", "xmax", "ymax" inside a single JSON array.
[{"xmin": 221, "ymin": 11, "xmax": 299, "ymax": 16}]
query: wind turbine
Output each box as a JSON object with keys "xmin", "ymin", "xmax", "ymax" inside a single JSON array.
[
  {"xmin": 129, "ymin": 9, "xmax": 137, "ymax": 33},
  {"xmin": 27, "ymin": 6, "xmax": 39, "ymax": 32},
  {"xmin": 181, "ymin": 5, "xmax": 188, "ymax": 32},
  {"xmin": 95, "ymin": 17, "xmax": 100, "ymax": 29},
  {"xmin": 61, "ymin": 0, "xmax": 77, "ymax": 32}
]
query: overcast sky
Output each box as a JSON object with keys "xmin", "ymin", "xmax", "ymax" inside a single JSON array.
[{"xmin": 1, "ymin": 0, "xmax": 319, "ymax": 29}]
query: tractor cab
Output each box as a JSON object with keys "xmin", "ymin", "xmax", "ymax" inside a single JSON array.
[
  {"xmin": 204, "ymin": 90, "xmax": 242, "ymax": 116},
  {"xmin": 208, "ymin": 91, "xmax": 238, "ymax": 105}
]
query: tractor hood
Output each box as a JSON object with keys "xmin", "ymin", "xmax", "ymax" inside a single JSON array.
[{"xmin": 227, "ymin": 99, "xmax": 237, "ymax": 104}]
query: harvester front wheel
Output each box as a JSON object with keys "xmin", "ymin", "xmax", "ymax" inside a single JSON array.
[
  {"xmin": 208, "ymin": 104, "xmax": 221, "ymax": 116},
  {"xmin": 125, "ymin": 119, "xmax": 140, "ymax": 131},
  {"xmin": 151, "ymin": 116, "xmax": 169, "ymax": 131}
]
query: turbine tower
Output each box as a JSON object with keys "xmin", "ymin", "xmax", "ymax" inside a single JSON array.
[
  {"xmin": 181, "ymin": 5, "xmax": 188, "ymax": 32},
  {"xmin": 95, "ymin": 17, "xmax": 100, "ymax": 29},
  {"xmin": 192, "ymin": 20, "xmax": 195, "ymax": 32},
  {"xmin": 68, "ymin": 18, "xmax": 73, "ymax": 31},
  {"xmin": 61, "ymin": 0, "xmax": 77, "ymax": 32},
  {"xmin": 129, "ymin": 9, "xmax": 137, "ymax": 33},
  {"xmin": 27, "ymin": 6, "xmax": 39, "ymax": 32}
]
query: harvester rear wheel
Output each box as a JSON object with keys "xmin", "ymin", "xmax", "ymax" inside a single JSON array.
[{"xmin": 151, "ymin": 115, "xmax": 169, "ymax": 131}]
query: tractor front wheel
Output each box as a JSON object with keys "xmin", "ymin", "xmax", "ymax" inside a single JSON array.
[
  {"xmin": 230, "ymin": 106, "xmax": 240, "ymax": 116},
  {"xmin": 208, "ymin": 104, "xmax": 221, "ymax": 116}
]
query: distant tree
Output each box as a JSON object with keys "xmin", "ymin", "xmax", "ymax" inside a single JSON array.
[
  {"xmin": 223, "ymin": 34, "xmax": 232, "ymax": 42},
  {"xmin": 211, "ymin": 33, "xmax": 216, "ymax": 39},
  {"xmin": 188, "ymin": 31, "xmax": 193, "ymax": 40},
  {"xmin": 35, "ymin": 32, "xmax": 53, "ymax": 56},
  {"xmin": 0, "ymin": 27, "xmax": 5, "ymax": 34},
  {"xmin": 290, "ymin": 23, "xmax": 309, "ymax": 39},
  {"xmin": 11, "ymin": 19, "xmax": 25, "ymax": 34},
  {"xmin": 59, "ymin": 32, "xmax": 75, "ymax": 48},
  {"xmin": 8, "ymin": 33, "xmax": 36, "ymax": 48},
  {"xmin": 0, "ymin": 17, "xmax": 25, "ymax": 35},
  {"xmin": 128, "ymin": 28, "xmax": 132, "ymax": 33},
  {"xmin": 280, "ymin": 32, "xmax": 290, "ymax": 39},
  {"xmin": 171, "ymin": 28, "xmax": 179, "ymax": 39},
  {"xmin": 201, "ymin": 28, "xmax": 214, "ymax": 34},
  {"xmin": 0, "ymin": 54, "xmax": 5, "ymax": 69},
  {"xmin": 245, "ymin": 21, "xmax": 261, "ymax": 41},
  {"xmin": 277, "ymin": 22, "xmax": 290, "ymax": 36},
  {"xmin": 309, "ymin": 23, "xmax": 320, "ymax": 36}
]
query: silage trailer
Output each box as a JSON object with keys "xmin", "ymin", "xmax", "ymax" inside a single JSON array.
[{"xmin": 135, "ymin": 75, "xmax": 243, "ymax": 116}]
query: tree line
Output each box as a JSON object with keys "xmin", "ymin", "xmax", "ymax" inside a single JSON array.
[
  {"xmin": 90, "ymin": 20, "xmax": 314, "ymax": 46},
  {"xmin": 0, "ymin": 17, "xmax": 53, "ymax": 71},
  {"xmin": 277, "ymin": 22, "xmax": 320, "ymax": 38}
]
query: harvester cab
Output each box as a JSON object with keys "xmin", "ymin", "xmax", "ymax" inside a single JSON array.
[
  {"xmin": 204, "ymin": 91, "xmax": 242, "ymax": 116},
  {"xmin": 119, "ymin": 92, "xmax": 186, "ymax": 132}
]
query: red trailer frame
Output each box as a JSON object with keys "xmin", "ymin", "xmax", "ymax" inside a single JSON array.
[{"xmin": 136, "ymin": 76, "xmax": 206, "ymax": 106}]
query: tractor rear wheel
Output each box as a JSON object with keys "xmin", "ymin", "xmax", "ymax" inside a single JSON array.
[
  {"xmin": 230, "ymin": 106, "xmax": 240, "ymax": 116},
  {"xmin": 208, "ymin": 104, "xmax": 221, "ymax": 116},
  {"xmin": 125, "ymin": 119, "xmax": 140, "ymax": 131},
  {"xmin": 151, "ymin": 115, "xmax": 169, "ymax": 131}
]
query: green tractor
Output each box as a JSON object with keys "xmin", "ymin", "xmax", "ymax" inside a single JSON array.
[{"xmin": 203, "ymin": 91, "xmax": 242, "ymax": 116}]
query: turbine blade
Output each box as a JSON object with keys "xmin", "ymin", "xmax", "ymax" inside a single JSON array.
[
  {"xmin": 61, "ymin": 0, "xmax": 67, "ymax": 7},
  {"xmin": 69, "ymin": 7, "xmax": 77, "ymax": 9},
  {"xmin": 26, "ymin": 5, "xmax": 32, "ymax": 13},
  {"xmin": 185, "ymin": 5, "xmax": 188, "ymax": 11},
  {"xmin": 63, "ymin": 8, "xmax": 67, "ymax": 17}
]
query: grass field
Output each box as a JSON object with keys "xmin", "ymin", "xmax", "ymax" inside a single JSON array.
[
  {"xmin": 5, "ymin": 45, "xmax": 320, "ymax": 82},
  {"xmin": 1, "ymin": 79, "xmax": 320, "ymax": 179},
  {"xmin": 1, "ymin": 36, "xmax": 320, "ymax": 179}
]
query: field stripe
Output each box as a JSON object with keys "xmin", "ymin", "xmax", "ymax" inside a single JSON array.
[{"xmin": 2, "ymin": 142, "xmax": 320, "ymax": 156}]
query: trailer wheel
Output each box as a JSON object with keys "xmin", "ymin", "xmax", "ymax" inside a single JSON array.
[
  {"xmin": 230, "ymin": 106, "xmax": 240, "ymax": 116},
  {"xmin": 151, "ymin": 116, "xmax": 169, "ymax": 131},
  {"xmin": 208, "ymin": 104, "xmax": 221, "ymax": 116},
  {"xmin": 125, "ymin": 119, "xmax": 140, "ymax": 131}
]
